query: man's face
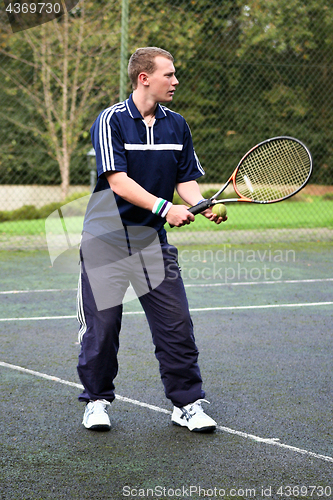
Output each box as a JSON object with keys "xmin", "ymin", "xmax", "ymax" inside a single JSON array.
[{"xmin": 146, "ymin": 56, "xmax": 179, "ymax": 103}]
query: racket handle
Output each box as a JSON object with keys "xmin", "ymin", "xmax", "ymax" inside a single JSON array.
[
  {"xmin": 169, "ymin": 199, "xmax": 212, "ymax": 228},
  {"xmin": 188, "ymin": 199, "xmax": 212, "ymax": 215}
]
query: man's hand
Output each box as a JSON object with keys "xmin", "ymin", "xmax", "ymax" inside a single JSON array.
[
  {"xmin": 174, "ymin": 181, "xmax": 227, "ymax": 225},
  {"xmin": 202, "ymin": 207, "xmax": 228, "ymax": 225},
  {"xmin": 166, "ymin": 205, "xmax": 195, "ymax": 227}
]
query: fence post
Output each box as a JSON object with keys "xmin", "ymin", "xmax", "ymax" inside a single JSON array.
[{"xmin": 119, "ymin": 0, "xmax": 129, "ymax": 102}]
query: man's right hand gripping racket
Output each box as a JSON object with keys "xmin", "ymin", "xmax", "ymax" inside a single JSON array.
[{"xmin": 189, "ymin": 136, "xmax": 312, "ymax": 215}]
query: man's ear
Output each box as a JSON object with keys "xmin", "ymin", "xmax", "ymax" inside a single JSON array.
[{"xmin": 137, "ymin": 72, "xmax": 150, "ymax": 86}]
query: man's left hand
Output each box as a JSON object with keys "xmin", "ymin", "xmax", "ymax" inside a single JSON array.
[{"xmin": 202, "ymin": 208, "xmax": 227, "ymax": 225}]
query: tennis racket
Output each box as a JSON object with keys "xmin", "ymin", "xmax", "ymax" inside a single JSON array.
[{"xmin": 189, "ymin": 136, "xmax": 312, "ymax": 215}]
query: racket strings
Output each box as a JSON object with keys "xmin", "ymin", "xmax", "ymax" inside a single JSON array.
[{"xmin": 235, "ymin": 139, "xmax": 311, "ymax": 202}]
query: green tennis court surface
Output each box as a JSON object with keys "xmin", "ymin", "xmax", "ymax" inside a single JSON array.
[{"xmin": 0, "ymin": 242, "xmax": 332, "ymax": 499}]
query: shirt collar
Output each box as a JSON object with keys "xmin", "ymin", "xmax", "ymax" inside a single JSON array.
[{"xmin": 126, "ymin": 93, "xmax": 167, "ymax": 120}]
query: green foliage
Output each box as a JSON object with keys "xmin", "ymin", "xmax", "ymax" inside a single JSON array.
[
  {"xmin": 172, "ymin": 192, "xmax": 183, "ymax": 205},
  {"xmin": 37, "ymin": 202, "xmax": 63, "ymax": 219},
  {"xmin": 234, "ymin": 0, "xmax": 333, "ymax": 185},
  {"xmin": 0, "ymin": 0, "xmax": 333, "ymax": 188},
  {"xmin": 167, "ymin": 197, "xmax": 333, "ymax": 232},
  {"xmin": 323, "ymin": 192, "xmax": 333, "ymax": 201},
  {"xmin": 200, "ymin": 189, "xmax": 231, "ymax": 200},
  {"xmin": 0, "ymin": 191, "xmax": 90, "ymax": 222},
  {"xmin": 0, "ymin": 1, "xmax": 121, "ymax": 191},
  {"xmin": 8, "ymin": 205, "xmax": 40, "ymax": 221},
  {"xmin": 1, "ymin": 196, "xmax": 332, "ymax": 232}
]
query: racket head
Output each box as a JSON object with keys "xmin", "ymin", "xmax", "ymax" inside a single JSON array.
[{"xmin": 233, "ymin": 136, "xmax": 313, "ymax": 203}]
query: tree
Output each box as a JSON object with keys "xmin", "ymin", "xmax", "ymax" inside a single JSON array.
[
  {"xmin": 1, "ymin": 0, "xmax": 332, "ymax": 190},
  {"xmin": 127, "ymin": 0, "xmax": 245, "ymax": 182},
  {"xmin": 237, "ymin": 0, "xmax": 333, "ymax": 183},
  {"xmin": 0, "ymin": 1, "xmax": 121, "ymax": 198}
]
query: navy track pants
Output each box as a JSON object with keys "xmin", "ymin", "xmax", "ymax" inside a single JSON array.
[{"xmin": 76, "ymin": 239, "xmax": 205, "ymax": 407}]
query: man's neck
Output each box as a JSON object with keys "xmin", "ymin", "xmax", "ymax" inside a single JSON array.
[{"xmin": 132, "ymin": 90, "xmax": 157, "ymax": 119}]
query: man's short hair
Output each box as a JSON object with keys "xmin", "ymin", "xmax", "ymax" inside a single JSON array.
[{"xmin": 128, "ymin": 47, "xmax": 174, "ymax": 90}]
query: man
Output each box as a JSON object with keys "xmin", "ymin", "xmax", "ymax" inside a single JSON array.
[{"xmin": 77, "ymin": 47, "xmax": 226, "ymax": 432}]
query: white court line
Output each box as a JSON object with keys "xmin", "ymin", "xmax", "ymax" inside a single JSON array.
[
  {"xmin": 189, "ymin": 302, "xmax": 333, "ymax": 313},
  {"xmin": 0, "ymin": 315, "xmax": 77, "ymax": 321},
  {"xmin": 0, "ymin": 301, "xmax": 332, "ymax": 322},
  {"xmin": 0, "ymin": 360, "xmax": 332, "ymax": 463},
  {"xmin": 0, "ymin": 278, "xmax": 333, "ymax": 295},
  {"xmin": 0, "ymin": 361, "xmax": 169, "ymax": 415},
  {"xmin": 185, "ymin": 278, "xmax": 333, "ymax": 288},
  {"xmin": 0, "ymin": 288, "xmax": 74, "ymax": 295}
]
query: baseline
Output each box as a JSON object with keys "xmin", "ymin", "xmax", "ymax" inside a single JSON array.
[{"xmin": 0, "ymin": 360, "xmax": 333, "ymax": 464}]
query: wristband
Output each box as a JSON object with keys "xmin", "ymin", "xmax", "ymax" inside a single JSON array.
[{"xmin": 152, "ymin": 198, "xmax": 173, "ymax": 218}]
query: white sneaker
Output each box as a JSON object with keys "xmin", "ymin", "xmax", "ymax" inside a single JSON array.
[
  {"xmin": 171, "ymin": 399, "xmax": 217, "ymax": 432},
  {"xmin": 82, "ymin": 400, "xmax": 111, "ymax": 430}
]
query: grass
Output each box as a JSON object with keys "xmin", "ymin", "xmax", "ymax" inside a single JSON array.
[
  {"xmin": 0, "ymin": 216, "xmax": 83, "ymax": 236},
  {"xmin": 0, "ymin": 197, "xmax": 332, "ymax": 236},
  {"xmin": 168, "ymin": 197, "xmax": 333, "ymax": 233}
]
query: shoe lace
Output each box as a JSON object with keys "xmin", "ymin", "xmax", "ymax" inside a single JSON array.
[
  {"xmin": 90, "ymin": 399, "xmax": 110, "ymax": 413},
  {"xmin": 187, "ymin": 399, "xmax": 210, "ymax": 415}
]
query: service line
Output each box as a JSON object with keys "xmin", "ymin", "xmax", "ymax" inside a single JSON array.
[
  {"xmin": 0, "ymin": 301, "xmax": 332, "ymax": 322},
  {"xmin": 0, "ymin": 277, "xmax": 332, "ymax": 295}
]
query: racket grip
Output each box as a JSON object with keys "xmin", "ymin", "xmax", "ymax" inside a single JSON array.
[
  {"xmin": 169, "ymin": 199, "xmax": 212, "ymax": 228},
  {"xmin": 188, "ymin": 199, "xmax": 212, "ymax": 215}
]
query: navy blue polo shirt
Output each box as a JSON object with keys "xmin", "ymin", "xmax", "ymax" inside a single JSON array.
[{"xmin": 85, "ymin": 94, "xmax": 204, "ymax": 239}]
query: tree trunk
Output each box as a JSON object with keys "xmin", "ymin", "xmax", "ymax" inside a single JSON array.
[{"xmin": 60, "ymin": 153, "xmax": 70, "ymax": 200}]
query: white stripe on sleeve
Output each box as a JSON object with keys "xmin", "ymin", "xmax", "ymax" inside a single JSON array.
[{"xmin": 99, "ymin": 104, "xmax": 126, "ymax": 172}]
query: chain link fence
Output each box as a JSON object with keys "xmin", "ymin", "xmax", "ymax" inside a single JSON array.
[{"xmin": 0, "ymin": 0, "xmax": 332, "ymax": 249}]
